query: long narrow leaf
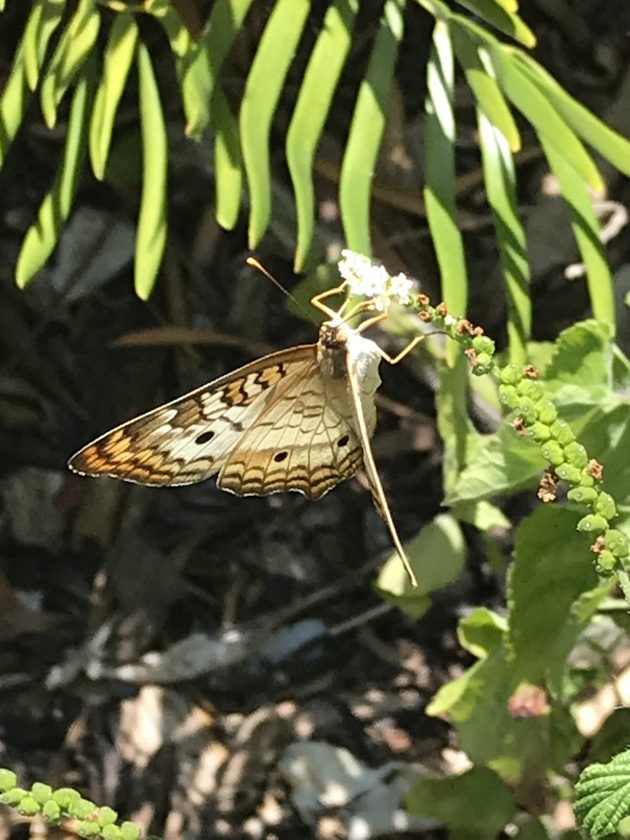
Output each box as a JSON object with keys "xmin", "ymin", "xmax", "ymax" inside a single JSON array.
[
  {"xmin": 510, "ymin": 50, "xmax": 630, "ymax": 178},
  {"xmin": 90, "ymin": 13, "xmax": 138, "ymax": 180},
  {"xmin": 23, "ymin": 0, "xmax": 65, "ymax": 91},
  {"xmin": 455, "ymin": 0, "xmax": 535, "ymax": 47},
  {"xmin": 0, "ymin": 45, "xmax": 31, "ymax": 167},
  {"xmin": 478, "ymin": 108, "xmax": 530, "ymax": 362},
  {"xmin": 213, "ymin": 88, "xmax": 243, "ymax": 230},
  {"xmin": 542, "ymin": 139, "xmax": 615, "ymax": 331},
  {"xmin": 451, "ymin": 22, "xmax": 519, "ymax": 150},
  {"xmin": 240, "ymin": 0, "xmax": 311, "ymax": 246},
  {"xmin": 287, "ymin": 0, "xmax": 359, "ymax": 270},
  {"xmin": 135, "ymin": 43, "xmax": 168, "ymax": 300},
  {"xmin": 423, "ymin": 19, "xmax": 468, "ymax": 350},
  {"xmin": 16, "ymin": 71, "xmax": 93, "ymax": 288},
  {"xmin": 339, "ymin": 0, "xmax": 405, "ymax": 256},
  {"xmin": 39, "ymin": 0, "xmax": 100, "ymax": 128}
]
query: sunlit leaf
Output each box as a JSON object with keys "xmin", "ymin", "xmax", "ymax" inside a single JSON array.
[
  {"xmin": 455, "ymin": 0, "xmax": 535, "ymax": 47},
  {"xmin": 213, "ymin": 87, "xmax": 242, "ymax": 230},
  {"xmin": 16, "ymin": 70, "xmax": 93, "ymax": 287},
  {"xmin": 23, "ymin": 0, "xmax": 65, "ymax": 91},
  {"xmin": 339, "ymin": 0, "xmax": 405, "ymax": 256},
  {"xmin": 240, "ymin": 0, "xmax": 311, "ymax": 246},
  {"xmin": 135, "ymin": 43, "xmax": 168, "ymax": 300},
  {"xmin": 90, "ymin": 13, "xmax": 138, "ymax": 180},
  {"xmin": 39, "ymin": 0, "xmax": 100, "ymax": 128}
]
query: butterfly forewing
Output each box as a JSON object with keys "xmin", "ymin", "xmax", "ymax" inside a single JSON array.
[{"xmin": 68, "ymin": 344, "xmax": 317, "ymax": 487}]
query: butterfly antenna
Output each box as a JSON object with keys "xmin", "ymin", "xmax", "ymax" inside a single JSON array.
[{"xmin": 246, "ymin": 257, "xmax": 317, "ymax": 326}]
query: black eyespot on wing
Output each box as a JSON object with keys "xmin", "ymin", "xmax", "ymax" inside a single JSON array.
[
  {"xmin": 337, "ymin": 434, "xmax": 349, "ymax": 447},
  {"xmin": 196, "ymin": 431, "xmax": 215, "ymax": 444},
  {"xmin": 274, "ymin": 451, "xmax": 288, "ymax": 463}
]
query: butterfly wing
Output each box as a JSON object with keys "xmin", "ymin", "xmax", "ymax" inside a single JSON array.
[
  {"xmin": 346, "ymin": 344, "xmax": 419, "ymax": 587},
  {"xmin": 68, "ymin": 345, "xmax": 318, "ymax": 487},
  {"xmin": 218, "ymin": 363, "xmax": 364, "ymax": 500}
]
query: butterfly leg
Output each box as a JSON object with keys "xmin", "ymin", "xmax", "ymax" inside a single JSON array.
[
  {"xmin": 356, "ymin": 311, "xmax": 425, "ymax": 365},
  {"xmin": 310, "ymin": 283, "xmax": 353, "ymax": 319}
]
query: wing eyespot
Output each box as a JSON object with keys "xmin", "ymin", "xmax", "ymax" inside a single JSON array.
[
  {"xmin": 274, "ymin": 451, "xmax": 288, "ymax": 463},
  {"xmin": 195, "ymin": 431, "xmax": 215, "ymax": 444},
  {"xmin": 337, "ymin": 434, "xmax": 349, "ymax": 447}
]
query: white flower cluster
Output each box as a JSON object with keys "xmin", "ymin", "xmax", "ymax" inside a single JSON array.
[{"xmin": 337, "ymin": 250, "xmax": 415, "ymax": 310}]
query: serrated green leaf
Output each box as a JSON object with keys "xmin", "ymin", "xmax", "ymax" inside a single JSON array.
[
  {"xmin": 16, "ymin": 69, "xmax": 93, "ymax": 287},
  {"xmin": 406, "ymin": 766, "xmax": 515, "ymax": 833},
  {"xmin": 543, "ymin": 320, "xmax": 614, "ymax": 396},
  {"xmin": 135, "ymin": 43, "xmax": 167, "ymax": 299},
  {"xmin": 574, "ymin": 750, "xmax": 630, "ymax": 839},
  {"xmin": 423, "ymin": 19, "xmax": 468, "ymax": 360},
  {"xmin": 541, "ymin": 139, "xmax": 615, "ymax": 331},
  {"xmin": 39, "ymin": 0, "xmax": 100, "ymax": 128},
  {"xmin": 213, "ymin": 88, "xmax": 242, "ymax": 230},
  {"xmin": 287, "ymin": 0, "xmax": 359, "ymax": 270},
  {"xmin": 510, "ymin": 50, "xmax": 630, "ymax": 178},
  {"xmin": 376, "ymin": 513, "xmax": 465, "ymax": 606},
  {"xmin": 451, "ymin": 24, "xmax": 520, "ymax": 150},
  {"xmin": 240, "ymin": 0, "xmax": 311, "ymax": 246},
  {"xmin": 339, "ymin": 0, "xmax": 404, "ymax": 256},
  {"xmin": 454, "ymin": 0, "xmax": 535, "ymax": 47},
  {"xmin": 90, "ymin": 13, "xmax": 138, "ymax": 180}
]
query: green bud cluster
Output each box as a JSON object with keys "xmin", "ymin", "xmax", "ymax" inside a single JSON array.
[{"xmin": 0, "ymin": 769, "xmax": 141, "ymax": 840}]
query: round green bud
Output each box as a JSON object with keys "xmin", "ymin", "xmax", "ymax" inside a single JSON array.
[
  {"xmin": 500, "ymin": 364, "xmax": 523, "ymax": 385},
  {"xmin": 537, "ymin": 400, "xmax": 558, "ymax": 425},
  {"xmin": 594, "ymin": 492, "xmax": 616, "ymax": 520},
  {"xmin": 53, "ymin": 788, "xmax": 81, "ymax": 810},
  {"xmin": 550, "ymin": 419, "xmax": 574, "ymax": 446},
  {"xmin": 1, "ymin": 787, "xmax": 27, "ymax": 806},
  {"xmin": 516, "ymin": 397, "xmax": 537, "ymax": 425},
  {"xmin": 567, "ymin": 487, "xmax": 598, "ymax": 505},
  {"xmin": 98, "ymin": 806, "xmax": 118, "ymax": 827},
  {"xmin": 556, "ymin": 463, "xmax": 582, "ymax": 484},
  {"xmin": 120, "ymin": 822, "xmax": 141, "ymax": 840},
  {"xmin": 562, "ymin": 442, "xmax": 588, "ymax": 469},
  {"xmin": 604, "ymin": 529, "xmax": 630, "ymax": 557},
  {"xmin": 579, "ymin": 471, "xmax": 595, "ymax": 488},
  {"xmin": 102, "ymin": 825, "xmax": 121, "ymax": 840},
  {"xmin": 597, "ymin": 549, "xmax": 617, "ymax": 572},
  {"xmin": 0, "ymin": 769, "xmax": 17, "ymax": 791},
  {"xmin": 18, "ymin": 795, "xmax": 40, "ymax": 816},
  {"xmin": 43, "ymin": 800, "xmax": 61, "ymax": 821},
  {"xmin": 530, "ymin": 422, "xmax": 551, "ymax": 442},
  {"xmin": 31, "ymin": 783, "xmax": 53, "ymax": 804},
  {"xmin": 516, "ymin": 379, "xmax": 544, "ymax": 402},
  {"xmin": 541, "ymin": 441, "xmax": 565, "ymax": 467},
  {"xmin": 499, "ymin": 384, "xmax": 520, "ymax": 409},
  {"xmin": 77, "ymin": 821, "xmax": 101, "ymax": 837},
  {"xmin": 472, "ymin": 335, "xmax": 495, "ymax": 355},
  {"xmin": 473, "ymin": 353, "xmax": 493, "ymax": 374},
  {"xmin": 577, "ymin": 514, "xmax": 608, "ymax": 533},
  {"xmin": 70, "ymin": 798, "xmax": 96, "ymax": 819}
]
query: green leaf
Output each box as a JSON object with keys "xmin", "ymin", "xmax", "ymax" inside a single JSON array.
[
  {"xmin": 541, "ymin": 140, "xmax": 615, "ymax": 331},
  {"xmin": 457, "ymin": 607, "xmax": 507, "ymax": 658},
  {"xmin": 454, "ymin": 0, "xmax": 536, "ymax": 47},
  {"xmin": 240, "ymin": 0, "xmax": 311, "ymax": 246},
  {"xmin": 287, "ymin": 0, "xmax": 359, "ymax": 270},
  {"xmin": 510, "ymin": 50, "xmax": 630, "ymax": 178},
  {"xmin": 451, "ymin": 23, "xmax": 520, "ymax": 150},
  {"xmin": 423, "ymin": 19, "xmax": 468, "ymax": 358},
  {"xmin": 376, "ymin": 513, "xmax": 466, "ymax": 607},
  {"xmin": 135, "ymin": 43, "xmax": 168, "ymax": 300},
  {"xmin": 16, "ymin": 70, "xmax": 93, "ymax": 287},
  {"xmin": 89, "ymin": 13, "xmax": 138, "ymax": 180},
  {"xmin": 406, "ymin": 767, "xmax": 515, "ymax": 834},
  {"xmin": 23, "ymin": 0, "xmax": 65, "ymax": 91},
  {"xmin": 339, "ymin": 0, "xmax": 404, "ymax": 256},
  {"xmin": 543, "ymin": 320, "xmax": 614, "ymax": 397},
  {"xmin": 39, "ymin": 0, "xmax": 100, "ymax": 128},
  {"xmin": 507, "ymin": 506, "xmax": 600, "ymax": 684},
  {"xmin": 477, "ymin": 106, "xmax": 530, "ymax": 362},
  {"xmin": 574, "ymin": 749, "xmax": 630, "ymax": 839},
  {"xmin": 213, "ymin": 88, "xmax": 243, "ymax": 230},
  {"xmin": 437, "ymin": 355, "xmax": 482, "ymax": 492},
  {"xmin": 0, "ymin": 41, "xmax": 33, "ymax": 166}
]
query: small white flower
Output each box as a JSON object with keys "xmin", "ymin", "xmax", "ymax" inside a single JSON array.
[
  {"xmin": 337, "ymin": 250, "xmax": 417, "ymax": 309},
  {"xmin": 443, "ymin": 314, "xmax": 457, "ymax": 327}
]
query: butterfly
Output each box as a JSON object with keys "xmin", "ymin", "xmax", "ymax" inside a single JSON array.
[{"xmin": 68, "ymin": 276, "xmax": 422, "ymax": 586}]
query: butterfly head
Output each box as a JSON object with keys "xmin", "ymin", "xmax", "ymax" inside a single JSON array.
[{"xmin": 317, "ymin": 320, "xmax": 352, "ymax": 379}]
